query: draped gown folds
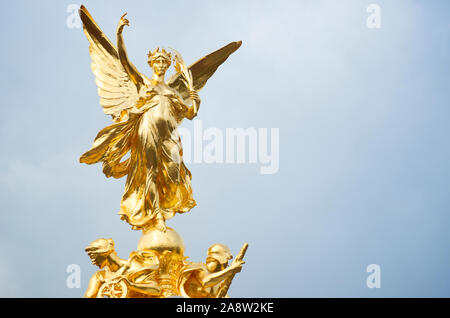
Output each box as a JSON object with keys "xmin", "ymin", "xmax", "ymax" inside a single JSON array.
[{"xmin": 81, "ymin": 85, "xmax": 196, "ymax": 230}]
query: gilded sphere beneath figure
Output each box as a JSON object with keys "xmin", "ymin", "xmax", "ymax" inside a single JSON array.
[{"xmin": 137, "ymin": 227, "xmax": 185, "ymax": 256}]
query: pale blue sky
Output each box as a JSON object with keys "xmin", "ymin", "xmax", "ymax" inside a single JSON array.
[{"xmin": 0, "ymin": 0, "xmax": 449, "ymax": 297}]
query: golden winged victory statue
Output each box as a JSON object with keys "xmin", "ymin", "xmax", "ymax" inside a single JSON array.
[{"xmin": 78, "ymin": 5, "xmax": 248, "ymax": 298}]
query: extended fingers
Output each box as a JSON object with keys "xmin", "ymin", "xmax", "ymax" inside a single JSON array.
[
  {"xmin": 190, "ymin": 91, "xmax": 199, "ymax": 99},
  {"xmin": 119, "ymin": 13, "xmax": 129, "ymax": 26}
]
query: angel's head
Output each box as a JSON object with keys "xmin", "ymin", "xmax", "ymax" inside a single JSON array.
[{"xmin": 148, "ymin": 48, "xmax": 172, "ymax": 76}]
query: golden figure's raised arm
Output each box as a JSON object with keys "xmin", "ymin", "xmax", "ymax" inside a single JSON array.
[
  {"xmin": 116, "ymin": 13, "xmax": 144, "ymax": 91},
  {"xmin": 200, "ymin": 260, "xmax": 244, "ymax": 288},
  {"xmin": 79, "ymin": 6, "xmax": 141, "ymax": 122}
]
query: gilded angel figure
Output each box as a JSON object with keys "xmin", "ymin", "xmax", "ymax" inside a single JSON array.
[{"xmin": 78, "ymin": 6, "xmax": 241, "ymax": 231}]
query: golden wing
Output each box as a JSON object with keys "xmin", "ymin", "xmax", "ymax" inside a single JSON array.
[
  {"xmin": 79, "ymin": 5, "xmax": 140, "ymax": 122},
  {"xmin": 167, "ymin": 41, "xmax": 242, "ymax": 100}
]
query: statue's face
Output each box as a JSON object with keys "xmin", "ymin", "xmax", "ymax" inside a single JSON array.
[
  {"xmin": 206, "ymin": 259, "xmax": 219, "ymax": 272},
  {"xmin": 207, "ymin": 245, "xmax": 232, "ymax": 265},
  {"xmin": 151, "ymin": 57, "xmax": 170, "ymax": 76},
  {"xmin": 92, "ymin": 254, "xmax": 108, "ymax": 268}
]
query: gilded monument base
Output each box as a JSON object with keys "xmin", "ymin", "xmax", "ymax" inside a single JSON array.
[{"xmin": 85, "ymin": 227, "xmax": 247, "ymax": 298}]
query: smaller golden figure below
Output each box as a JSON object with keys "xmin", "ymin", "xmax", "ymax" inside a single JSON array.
[
  {"xmin": 178, "ymin": 243, "xmax": 247, "ymax": 298},
  {"xmin": 84, "ymin": 229, "xmax": 247, "ymax": 298},
  {"xmin": 84, "ymin": 238, "xmax": 162, "ymax": 298}
]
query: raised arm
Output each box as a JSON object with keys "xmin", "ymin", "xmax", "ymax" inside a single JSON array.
[
  {"xmin": 200, "ymin": 260, "xmax": 243, "ymax": 288},
  {"xmin": 116, "ymin": 13, "xmax": 144, "ymax": 91}
]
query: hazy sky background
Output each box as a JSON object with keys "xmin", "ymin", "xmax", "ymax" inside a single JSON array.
[{"xmin": 0, "ymin": 0, "xmax": 449, "ymax": 297}]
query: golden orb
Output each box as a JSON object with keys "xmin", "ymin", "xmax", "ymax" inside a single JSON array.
[{"xmin": 137, "ymin": 227, "xmax": 185, "ymax": 256}]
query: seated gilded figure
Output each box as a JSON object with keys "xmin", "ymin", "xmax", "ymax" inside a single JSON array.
[
  {"xmin": 178, "ymin": 243, "xmax": 246, "ymax": 298},
  {"xmin": 84, "ymin": 238, "xmax": 161, "ymax": 298}
]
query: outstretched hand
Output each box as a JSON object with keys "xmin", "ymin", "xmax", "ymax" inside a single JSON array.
[
  {"xmin": 117, "ymin": 13, "xmax": 129, "ymax": 34},
  {"xmin": 230, "ymin": 260, "xmax": 245, "ymax": 273}
]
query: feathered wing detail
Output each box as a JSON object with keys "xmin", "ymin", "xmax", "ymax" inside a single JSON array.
[
  {"xmin": 79, "ymin": 5, "xmax": 140, "ymax": 122},
  {"xmin": 167, "ymin": 41, "xmax": 242, "ymax": 100}
]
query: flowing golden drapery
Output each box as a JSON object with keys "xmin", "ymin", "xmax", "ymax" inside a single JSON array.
[{"xmin": 81, "ymin": 90, "xmax": 196, "ymax": 230}]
